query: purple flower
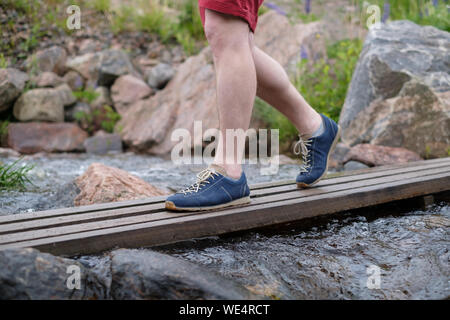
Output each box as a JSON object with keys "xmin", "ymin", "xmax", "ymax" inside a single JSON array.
[
  {"xmin": 264, "ymin": 2, "xmax": 287, "ymax": 16},
  {"xmin": 300, "ymin": 45, "xmax": 308, "ymax": 60},
  {"xmin": 381, "ymin": 2, "xmax": 390, "ymax": 23},
  {"xmin": 432, "ymin": 0, "xmax": 439, "ymax": 7},
  {"xmin": 305, "ymin": 0, "xmax": 311, "ymax": 14}
]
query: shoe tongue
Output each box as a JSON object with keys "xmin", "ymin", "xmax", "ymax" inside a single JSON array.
[{"xmin": 208, "ymin": 164, "xmax": 227, "ymax": 176}]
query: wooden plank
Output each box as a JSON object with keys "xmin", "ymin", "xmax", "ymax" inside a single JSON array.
[
  {"xmin": 2, "ymin": 171, "xmax": 447, "ymax": 256},
  {"xmin": 0, "ymin": 161, "xmax": 448, "ymax": 236},
  {"xmin": 250, "ymin": 157, "xmax": 450, "ymax": 190},
  {"xmin": 251, "ymin": 161, "xmax": 450, "ymax": 197},
  {"xmin": 0, "ymin": 157, "xmax": 448, "ymax": 225},
  {"xmin": 0, "ymin": 164, "xmax": 447, "ymax": 245},
  {"xmin": 1, "ymin": 162, "xmax": 447, "ymax": 231}
]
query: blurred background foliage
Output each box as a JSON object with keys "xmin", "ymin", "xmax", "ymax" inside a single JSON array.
[{"xmin": 0, "ymin": 0, "xmax": 448, "ymax": 149}]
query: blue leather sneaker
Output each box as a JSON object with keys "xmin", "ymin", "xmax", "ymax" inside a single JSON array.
[
  {"xmin": 294, "ymin": 114, "xmax": 341, "ymax": 188},
  {"xmin": 165, "ymin": 165, "xmax": 251, "ymax": 211}
]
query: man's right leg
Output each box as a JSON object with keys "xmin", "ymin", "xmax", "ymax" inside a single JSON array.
[
  {"xmin": 205, "ymin": 9, "xmax": 257, "ymax": 179},
  {"xmin": 165, "ymin": 9, "xmax": 254, "ymax": 211}
]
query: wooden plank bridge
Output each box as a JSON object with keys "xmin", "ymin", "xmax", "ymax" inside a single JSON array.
[{"xmin": 0, "ymin": 157, "xmax": 449, "ymax": 256}]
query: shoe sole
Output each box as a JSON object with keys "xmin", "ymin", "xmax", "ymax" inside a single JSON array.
[
  {"xmin": 297, "ymin": 125, "xmax": 341, "ymax": 189},
  {"xmin": 165, "ymin": 196, "xmax": 251, "ymax": 212}
]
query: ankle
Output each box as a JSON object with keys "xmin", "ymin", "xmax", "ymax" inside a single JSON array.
[
  {"xmin": 298, "ymin": 113, "xmax": 322, "ymax": 135},
  {"xmin": 213, "ymin": 163, "xmax": 242, "ymax": 180}
]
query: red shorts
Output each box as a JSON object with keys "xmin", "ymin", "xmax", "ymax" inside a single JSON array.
[{"xmin": 199, "ymin": 0, "xmax": 265, "ymax": 33}]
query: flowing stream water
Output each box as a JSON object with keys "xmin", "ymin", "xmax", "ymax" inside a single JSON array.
[{"xmin": 1, "ymin": 152, "xmax": 449, "ymax": 299}]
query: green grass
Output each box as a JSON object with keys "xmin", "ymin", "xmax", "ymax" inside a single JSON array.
[
  {"xmin": 0, "ymin": 158, "xmax": 35, "ymax": 191},
  {"xmin": 0, "ymin": 0, "xmax": 40, "ymax": 15},
  {"xmin": 0, "ymin": 53, "xmax": 7, "ymax": 68},
  {"xmin": 1, "ymin": 0, "xmax": 206, "ymax": 57},
  {"xmin": 89, "ymin": 0, "xmax": 111, "ymax": 12},
  {"xmin": 0, "ymin": 119, "xmax": 10, "ymax": 146},
  {"xmin": 107, "ymin": 0, "xmax": 205, "ymax": 55}
]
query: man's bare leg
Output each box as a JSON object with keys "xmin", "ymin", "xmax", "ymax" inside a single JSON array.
[
  {"xmin": 252, "ymin": 46, "xmax": 323, "ymax": 135},
  {"xmin": 250, "ymin": 46, "xmax": 340, "ymax": 188},
  {"xmin": 204, "ymin": 9, "xmax": 257, "ymax": 179}
]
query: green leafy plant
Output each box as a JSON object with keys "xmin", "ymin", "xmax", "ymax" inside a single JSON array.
[
  {"xmin": 101, "ymin": 105, "xmax": 121, "ymax": 133},
  {"xmin": 74, "ymin": 109, "xmax": 95, "ymax": 134},
  {"xmin": 73, "ymin": 89, "xmax": 100, "ymax": 104},
  {"xmin": 74, "ymin": 105, "xmax": 121, "ymax": 134},
  {"xmin": 0, "ymin": 157, "xmax": 35, "ymax": 191}
]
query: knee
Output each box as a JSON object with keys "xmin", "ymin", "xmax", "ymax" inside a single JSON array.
[
  {"xmin": 204, "ymin": 15, "xmax": 249, "ymax": 58},
  {"xmin": 204, "ymin": 17, "xmax": 223, "ymax": 47}
]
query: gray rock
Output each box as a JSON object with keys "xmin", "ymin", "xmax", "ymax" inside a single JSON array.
[
  {"xmin": 84, "ymin": 131, "xmax": 123, "ymax": 155},
  {"xmin": 32, "ymin": 72, "xmax": 64, "ymax": 88},
  {"xmin": 13, "ymin": 84, "xmax": 75, "ymax": 122},
  {"xmin": 7, "ymin": 122, "xmax": 88, "ymax": 154},
  {"xmin": 340, "ymin": 21, "xmax": 450, "ymax": 129},
  {"xmin": 36, "ymin": 181, "xmax": 81, "ymax": 211},
  {"xmin": 111, "ymin": 74, "xmax": 153, "ymax": 115},
  {"xmin": 65, "ymin": 52, "xmax": 102, "ymax": 87},
  {"xmin": 110, "ymin": 249, "xmax": 260, "ymax": 300},
  {"xmin": 339, "ymin": 21, "xmax": 450, "ymax": 157},
  {"xmin": 24, "ymin": 46, "xmax": 67, "ymax": 76},
  {"xmin": 146, "ymin": 63, "xmax": 175, "ymax": 89},
  {"xmin": 63, "ymin": 70, "xmax": 84, "ymax": 91},
  {"xmin": 98, "ymin": 49, "xmax": 138, "ymax": 86},
  {"xmin": 0, "ymin": 68, "xmax": 29, "ymax": 112},
  {"xmin": 0, "ymin": 147, "xmax": 20, "ymax": 158},
  {"xmin": 343, "ymin": 161, "xmax": 369, "ymax": 171},
  {"xmin": 330, "ymin": 143, "xmax": 351, "ymax": 167},
  {"xmin": 0, "ymin": 248, "xmax": 107, "ymax": 299},
  {"xmin": 56, "ymin": 84, "xmax": 76, "ymax": 107}
]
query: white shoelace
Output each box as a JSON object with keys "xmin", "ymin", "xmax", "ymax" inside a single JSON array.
[
  {"xmin": 181, "ymin": 168, "xmax": 220, "ymax": 195},
  {"xmin": 293, "ymin": 134, "xmax": 313, "ymax": 173}
]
